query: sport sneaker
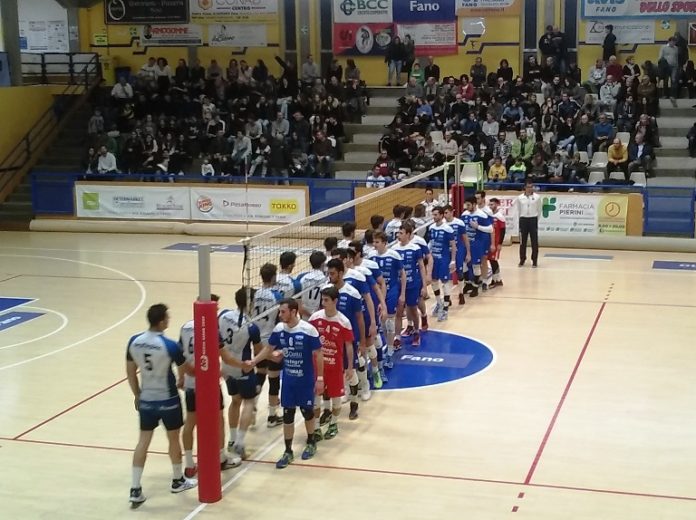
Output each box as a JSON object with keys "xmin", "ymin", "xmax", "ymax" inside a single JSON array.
[
  {"xmin": 463, "ymin": 283, "xmax": 474, "ymax": 294},
  {"xmin": 275, "ymin": 451, "xmax": 294, "ymax": 469},
  {"xmin": 400, "ymin": 325, "xmax": 414, "ymax": 337},
  {"xmin": 349, "ymin": 402, "xmax": 359, "ymax": 420},
  {"xmin": 412, "ymin": 331, "xmax": 421, "ymax": 347},
  {"xmin": 379, "ymin": 367, "xmax": 388, "ymax": 383},
  {"xmin": 469, "ymin": 287, "xmax": 479, "ymax": 298},
  {"xmin": 170, "ymin": 477, "xmax": 197, "ymax": 493},
  {"xmin": 319, "ymin": 409, "xmax": 332, "ymax": 426},
  {"xmin": 267, "ymin": 415, "xmax": 283, "ymax": 428},
  {"xmin": 437, "ymin": 309, "xmax": 448, "ymax": 322},
  {"xmin": 458, "ymin": 293, "xmax": 466, "ymax": 305},
  {"xmin": 372, "ymin": 369, "xmax": 383, "ymax": 389},
  {"xmin": 431, "ymin": 302, "xmax": 442, "ymax": 317},
  {"xmin": 227, "ymin": 440, "xmax": 235, "ymax": 452},
  {"xmin": 481, "ymin": 283, "xmax": 488, "ymax": 292},
  {"xmin": 324, "ymin": 423, "xmax": 339, "ymax": 440},
  {"xmin": 313, "ymin": 428, "xmax": 323, "ymax": 442},
  {"xmin": 184, "ymin": 465, "xmax": 198, "ymax": 478},
  {"xmin": 301, "ymin": 443, "xmax": 317, "ymax": 460},
  {"xmin": 129, "ymin": 487, "xmax": 146, "ymax": 509},
  {"xmin": 392, "ymin": 337, "xmax": 402, "ymax": 351},
  {"xmin": 383, "ymin": 354, "xmax": 394, "ymax": 369},
  {"xmin": 360, "ymin": 386, "xmax": 371, "ymax": 401},
  {"xmin": 233, "ymin": 443, "xmax": 248, "ymax": 460},
  {"xmin": 421, "ymin": 317, "xmax": 429, "ymax": 331},
  {"xmin": 221, "ymin": 456, "xmax": 242, "ymax": 470}
]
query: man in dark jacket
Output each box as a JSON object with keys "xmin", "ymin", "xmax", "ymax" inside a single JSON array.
[
  {"xmin": 603, "ymin": 25, "xmax": 617, "ymax": 62},
  {"xmin": 628, "ymin": 132, "xmax": 654, "ymax": 177}
]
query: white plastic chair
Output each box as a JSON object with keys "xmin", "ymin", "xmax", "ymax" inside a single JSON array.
[
  {"xmin": 629, "ymin": 171, "xmax": 647, "ymax": 186},
  {"xmin": 608, "ymin": 170, "xmax": 626, "ymax": 181},
  {"xmin": 460, "ymin": 162, "xmax": 483, "ymax": 185},
  {"xmin": 589, "ymin": 151, "xmax": 608, "ymax": 170},
  {"xmin": 616, "ymin": 132, "xmax": 631, "ymax": 144},
  {"xmin": 578, "ymin": 151, "xmax": 589, "ymax": 164},
  {"xmin": 588, "ymin": 170, "xmax": 605, "ymax": 184}
]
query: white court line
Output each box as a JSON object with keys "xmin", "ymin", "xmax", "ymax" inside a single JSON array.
[
  {"xmin": 0, "ymin": 255, "xmax": 146, "ymax": 371},
  {"xmin": 182, "ymin": 431, "xmax": 287, "ymax": 520},
  {"xmin": 3, "ymin": 246, "xmax": 200, "ymax": 256},
  {"xmin": 0, "ymin": 306, "xmax": 69, "ymax": 351}
]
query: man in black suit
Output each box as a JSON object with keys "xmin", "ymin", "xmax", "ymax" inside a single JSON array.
[{"xmin": 628, "ymin": 132, "xmax": 655, "ymax": 177}]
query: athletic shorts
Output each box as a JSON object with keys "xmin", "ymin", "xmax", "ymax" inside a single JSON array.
[
  {"xmin": 455, "ymin": 248, "xmax": 466, "ymax": 272},
  {"xmin": 487, "ymin": 230, "xmax": 505, "ymax": 261},
  {"xmin": 323, "ymin": 365, "xmax": 345, "ymax": 399},
  {"xmin": 225, "ymin": 372, "xmax": 257, "ymax": 400},
  {"xmin": 256, "ymin": 359, "xmax": 283, "ymax": 371},
  {"xmin": 185, "ymin": 387, "xmax": 224, "ymax": 413},
  {"xmin": 469, "ymin": 242, "xmax": 485, "ymax": 266},
  {"xmin": 281, "ymin": 382, "xmax": 315, "ymax": 409},
  {"xmin": 139, "ymin": 396, "xmax": 183, "ymax": 431},
  {"xmin": 405, "ymin": 283, "xmax": 422, "ymax": 307},
  {"xmin": 431, "ymin": 257, "xmax": 451, "ymax": 282},
  {"xmin": 385, "ymin": 289, "xmax": 399, "ymax": 315}
]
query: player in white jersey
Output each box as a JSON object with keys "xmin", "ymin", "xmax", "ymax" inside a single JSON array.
[
  {"xmin": 178, "ymin": 294, "xmax": 243, "ymax": 477},
  {"xmin": 444, "ymin": 205, "xmax": 471, "ymax": 306},
  {"xmin": 337, "ymin": 221, "xmax": 357, "ymax": 248},
  {"xmin": 276, "ymin": 251, "xmax": 301, "ymax": 298},
  {"xmin": 384, "ymin": 204, "xmax": 406, "ymax": 243},
  {"xmin": 476, "ymin": 190, "xmax": 496, "ymax": 290},
  {"xmin": 251, "ymin": 263, "xmax": 285, "ymax": 427},
  {"xmin": 126, "ymin": 304, "xmax": 196, "ymax": 508},
  {"xmin": 299, "ymin": 251, "xmax": 328, "ymax": 318},
  {"xmin": 427, "ymin": 206, "xmax": 457, "ymax": 321}
]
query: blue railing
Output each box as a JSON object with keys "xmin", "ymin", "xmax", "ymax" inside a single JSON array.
[{"xmin": 30, "ymin": 172, "xmax": 696, "ymax": 237}]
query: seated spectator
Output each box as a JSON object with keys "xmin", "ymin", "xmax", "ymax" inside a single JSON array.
[
  {"xmin": 593, "ymin": 113, "xmax": 614, "ymax": 152},
  {"xmin": 201, "ymin": 156, "xmax": 215, "ymax": 177},
  {"xmin": 511, "ymin": 132, "xmax": 534, "ymax": 166},
  {"xmin": 508, "ymin": 156, "xmax": 527, "ymax": 183},
  {"xmin": 557, "ymin": 92, "xmax": 580, "ymax": 121},
  {"xmin": 628, "ymin": 132, "xmax": 655, "ymax": 177},
  {"xmin": 490, "ymin": 131, "xmax": 512, "ymax": 167},
  {"xmin": 528, "ymin": 153, "xmax": 548, "ymax": 182},
  {"xmin": 636, "ymin": 75, "xmax": 658, "ymax": 114},
  {"xmin": 547, "ymin": 153, "xmax": 565, "ymax": 183},
  {"xmin": 481, "ymin": 113, "xmax": 499, "ymax": 148},
  {"xmin": 460, "ymin": 136, "xmax": 476, "ymax": 162},
  {"xmin": 580, "ymin": 93, "xmax": 600, "ymax": 121},
  {"xmin": 459, "ymin": 75, "xmax": 475, "ymax": 102},
  {"xmin": 374, "ymin": 150, "xmax": 397, "ymax": 178},
  {"xmin": 309, "ymin": 131, "xmax": 334, "ymax": 178},
  {"xmin": 411, "ymin": 147, "xmax": 432, "ymax": 173},
  {"xmin": 424, "ymin": 56, "xmax": 440, "ymax": 82},
  {"xmin": 230, "ymin": 130, "xmax": 252, "ymax": 173},
  {"xmin": 599, "ymin": 75, "xmax": 620, "ymax": 113},
  {"xmin": 405, "ymin": 77, "xmax": 424, "ymax": 99},
  {"xmin": 501, "ymin": 98, "xmax": 523, "ymax": 130},
  {"xmin": 366, "ymin": 165, "xmax": 390, "ymax": 188},
  {"xmin": 139, "ymin": 57, "xmax": 157, "ymax": 81},
  {"xmin": 584, "ymin": 59, "xmax": 607, "ymax": 93},
  {"xmin": 616, "ymin": 95, "xmax": 637, "ymax": 132},
  {"xmin": 111, "ymin": 76, "xmax": 134, "ymax": 103},
  {"xmin": 249, "ymin": 135, "xmax": 271, "ymax": 177},
  {"xmin": 439, "ymin": 131, "xmax": 459, "ymax": 160},
  {"xmin": 635, "ymin": 113, "xmax": 660, "ymax": 148},
  {"xmin": 566, "ymin": 152, "xmax": 589, "ymax": 183},
  {"xmin": 523, "ymin": 55, "xmax": 542, "ymax": 90},
  {"xmin": 605, "ymin": 56, "xmax": 623, "ymax": 83},
  {"xmin": 542, "ymin": 75, "xmax": 563, "ymax": 102},
  {"xmin": 623, "ymin": 56, "xmax": 641, "ymax": 83},
  {"xmin": 606, "ymin": 137, "xmax": 628, "ymax": 177},
  {"xmin": 488, "ymin": 156, "xmax": 507, "ymax": 183},
  {"xmin": 97, "ymin": 145, "xmax": 118, "ymax": 174},
  {"xmin": 410, "ymin": 62, "xmax": 425, "ymax": 85},
  {"xmin": 270, "ymin": 111, "xmax": 290, "ymax": 141},
  {"xmin": 82, "ymin": 146, "xmax": 99, "ymax": 174},
  {"xmin": 497, "ymin": 59, "xmax": 514, "ymax": 83},
  {"xmin": 556, "ymin": 116, "xmax": 576, "ymax": 153}
]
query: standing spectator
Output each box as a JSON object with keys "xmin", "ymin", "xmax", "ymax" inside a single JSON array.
[
  {"xmin": 674, "ymin": 31, "xmax": 689, "ymax": 69},
  {"xmin": 470, "ymin": 57, "xmax": 487, "ymax": 88},
  {"xmin": 497, "ymin": 59, "xmax": 514, "ymax": 83},
  {"xmin": 424, "ymin": 56, "xmax": 440, "ymax": 82},
  {"xmin": 514, "ymin": 180, "xmax": 541, "ymax": 267},
  {"xmin": 97, "ymin": 145, "xmax": 118, "ymax": 174},
  {"xmin": 189, "ymin": 58, "xmax": 205, "ymax": 84},
  {"xmin": 385, "ymin": 36, "xmax": 406, "ymax": 86},
  {"xmin": 603, "ymin": 24, "xmax": 617, "ymax": 62},
  {"xmin": 174, "ymin": 59, "xmax": 189, "ymax": 86},
  {"xmin": 607, "ymin": 137, "xmax": 628, "ymax": 178},
  {"xmin": 628, "ymin": 132, "xmax": 654, "ymax": 177},
  {"xmin": 301, "ymin": 54, "xmax": 319, "ymax": 87},
  {"xmin": 403, "ymin": 34, "xmax": 416, "ymax": 79},
  {"xmin": 552, "ymin": 26, "xmax": 568, "ymax": 74},
  {"xmin": 538, "ymin": 26, "xmax": 556, "ymax": 62},
  {"xmin": 252, "ymin": 59, "xmax": 269, "ymax": 84},
  {"xmin": 687, "ymin": 123, "xmax": 696, "ymax": 157},
  {"xmin": 88, "ymin": 109, "xmax": 105, "ymax": 139},
  {"xmin": 681, "ymin": 60, "xmax": 696, "ymax": 98},
  {"xmin": 659, "ymin": 37, "xmax": 680, "ymax": 102}
]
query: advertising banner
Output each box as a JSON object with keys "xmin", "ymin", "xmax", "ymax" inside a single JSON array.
[
  {"xmin": 75, "ymin": 184, "xmax": 191, "ymax": 220},
  {"xmin": 105, "ymin": 0, "xmax": 189, "ymax": 24},
  {"xmin": 333, "ymin": 0, "xmax": 393, "ymax": 23},
  {"xmin": 584, "ymin": 19, "xmax": 655, "ymax": 44},
  {"xmin": 190, "ymin": 0, "xmax": 278, "ymax": 23},
  {"xmin": 208, "ymin": 24, "xmax": 268, "ymax": 47},
  {"xmin": 333, "ymin": 23, "xmax": 394, "ymax": 56},
  {"xmin": 190, "ymin": 187, "xmax": 307, "ymax": 223},
  {"xmin": 581, "ymin": 0, "xmax": 696, "ymax": 18},
  {"xmin": 140, "ymin": 24, "xmax": 203, "ymax": 46},
  {"xmin": 393, "ymin": 0, "xmax": 456, "ymax": 22},
  {"xmin": 396, "ymin": 22, "xmax": 457, "ymax": 55},
  {"xmin": 457, "ymin": 0, "xmax": 521, "ymax": 16}
]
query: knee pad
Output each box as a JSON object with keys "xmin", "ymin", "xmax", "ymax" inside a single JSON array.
[
  {"xmin": 268, "ymin": 376, "xmax": 280, "ymax": 397},
  {"xmin": 347, "ymin": 371, "xmax": 359, "ymax": 386},
  {"xmin": 283, "ymin": 407, "xmax": 296, "ymax": 425},
  {"xmin": 357, "ymin": 355, "xmax": 366, "ymax": 369},
  {"xmin": 368, "ymin": 344, "xmax": 378, "ymax": 360},
  {"xmin": 384, "ymin": 317, "xmax": 395, "ymax": 335},
  {"xmin": 255, "ymin": 372, "xmax": 267, "ymax": 393},
  {"xmin": 473, "ymin": 264, "xmax": 482, "ymax": 276},
  {"xmin": 331, "ymin": 397, "xmax": 342, "ymax": 410},
  {"xmin": 300, "ymin": 407, "xmax": 315, "ymax": 421}
]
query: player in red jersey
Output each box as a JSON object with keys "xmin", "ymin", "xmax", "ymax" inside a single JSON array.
[
  {"xmin": 309, "ymin": 286, "xmax": 355, "ymax": 440},
  {"xmin": 487, "ymin": 197, "xmax": 506, "ymax": 287}
]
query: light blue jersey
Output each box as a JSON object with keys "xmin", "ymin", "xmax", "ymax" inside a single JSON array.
[
  {"xmin": 218, "ymin": 309, "xmax": 261, "ymax": 378},
  {"xmin": 127, "ymin": 331, "xmax": 185, "ymax": 402}
]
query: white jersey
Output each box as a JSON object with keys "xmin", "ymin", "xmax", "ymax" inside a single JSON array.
[
  {"xmin": 299, "ymin": 269, "xmax": 328, "ymax": 315},
  {"xmin": 276, "ymin": 272, "xmax": 298, "ymax": 298},
  {"xmin": 219, "ymin": 309, "xmax": 261, "ymax": 378},
  {"xmin": 421, "ymin": 199, "xmax": 437, "ymax": 216},
  {"xmin": 412, "ymin": 217, "xmax": 427, "ymax": 237},
  {"xmin": 363, "ymin": 244, "xmax": 377, "ymax": 258},
  {"xmin": 127, "ymin": 330, "xmax": 185, "ymax": 402},
  {"xmin": 252, "ymin": 286, "xmax": 284, "ymax": 341},
  {"xmin": 479, "ymin": 204, "xmax": 494, "ymax": 216},
  {"xmin": 337, "ymin": 239, "xmax": 352, "ymax": 249},
  {"xmin": 178, "ymin": 320, "xmax": 196, "ymax": 390},
  {"xmin": 384, "ymin": 218, "xmax": 402, "ymax": 243}
]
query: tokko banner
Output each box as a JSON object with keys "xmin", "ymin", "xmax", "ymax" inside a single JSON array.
[
  {"xmin": 581, "ymin": 0, "xmax": 696, "ymax": 18},
  {"xmin": 333, "ymin": 0, "xmax": 393, "ymax": 23}
]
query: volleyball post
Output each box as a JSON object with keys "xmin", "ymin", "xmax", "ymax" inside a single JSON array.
[{"xmin": 194, "ymin": 244, "xmax": 222, "ymax": 503}]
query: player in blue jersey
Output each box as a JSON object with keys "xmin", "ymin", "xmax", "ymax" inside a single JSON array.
[
  {"xmin": 218, "ymin": 288, "xmax": 267, "ymax": 460},
  {"xmin": 299, "ymin": 251, "xmax": 328, "ymax": 319},
  {"xmin": 267, "ymin": 298, "xmax": 324, "ymax": 469},
  {"xmin": 251, "ymin": 263, "xmax": 285, "ymax": 428},
  {"xmin": 371, "ymin": 230, "xmax": 406, "ymax": 366},
  {"xmin": 409, "ymin": 225, "xmax": 432, "ymax": 335},
  {"xmin": 427, "ymin": 206, "xmax": 457, "ymax": 321},
  {"xmin": 476, "ymin": 190, "xmax": 496, "ymax": 290},
  {"xmin": 325, "ymin": 258, "xmax": 363, "ymax": 420},
  {"xmin": 393, "ymin": 221, "xmax": 428, "ymax": 348},
  {"xmin": 444, "ymin": 204, "xmax": 471, "ymax": 306},
  {"xmin": 178, "ymin": 294, "xmax": 243, "ymax": 478},
  {"xmin": 464, "ymin": 196, "xmax": 494, "ymax": 298},
  {"xmin": 276, "ymin": 251, "xmax": 302, "ymax": 298},
  {"xmin": 126, "ymin": 304, "xmax": 196, "ymax": 508}
]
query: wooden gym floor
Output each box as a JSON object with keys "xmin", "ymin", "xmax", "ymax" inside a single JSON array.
[{"xmin": 1, "ymin": 231, "xmax": 695, "ymax": 519}]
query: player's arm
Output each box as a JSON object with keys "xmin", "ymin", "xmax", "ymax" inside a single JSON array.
[
  {"xmin": 463, "ymin": 233, "xmax": 472, "ymax": 263},
  {"xmin": 355, "ymin": 309, "xmax": 366, "ymax": 351},
  {"xmin": 313, "ymin": 348, "xmax": 324, "ymax": 395},
  {"xmin": 126, "ymin": 359, "xmax": 140, "ymax": 400},
  {"xmin": 345, "ymin": 340, "xmax": 355, "ymax": 374},
  {"xmin": 418, "ymin": 257, "xmax": 428, "ymax": 297},
  {"xmin": 220, "ymin": 347, "xmax": 245, "ymax": 369},
  {"xmin": 362, "ymin": 289, "xmax": 377, "ymax": 338},
  {"xmin": 372, "ymin": 276, "xmax": 387, "ymax": 320},
  {"xmin": 399, "ymin": 267, "xmax": 406, "ymax": 306},
  {"xmin": 449, "ymin": 238, "xmax": 457, "ymax": 267}
]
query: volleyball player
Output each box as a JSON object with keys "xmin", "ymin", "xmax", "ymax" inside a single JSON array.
[
  {"xmin": 463, "ymin": 197, "xmax": 494, "ymax": 297},
  {"xmin": 369, "ymin": 214, "xmax": 385, "ymax": 233},
  {"xmin": 325, "ymin": 258, "xmax": 363, "ymax": 420},
  {"xmin": 393, "ymin": 221, "xmax": 428, "ymax": 347},
  {"xmin": 488, "ymin": 198, "xmax": 506, "ymax": 287},
  {"xmin": 338, "ymin": 221, "xmax": 357, "ymax": 248},
  {"xmin": 421, "ymin": 187, "xmax": 437, "ymax": 216},
  {"xmin": 363, "ymin": 229, "xmax": 377, "ymax": 258},
  {"xmin": 444, "ymin": 205, "xmax": 471, "ymax": 305},
  {"xmin": 324, "ymin": 236, "xmax": 338, "ymax": 257},
  {"xmin": 268, "ymin": 299, "xmax": 324, "ymax": 469},
  {"xmin": 428, "ymin": 206, "xmax": 457, "ymax": 321},
  {"xmin": 475, "ymin": 191, "xmax": 496, "ymax": 290},
  {"xmin": 300, "ymin": 251, "xmax": 328, "ymax": 319},
  {"xmin": 412, "ymin": 204, "xmax": 428, "ymax": 237},
  {"xmin": 409, "ymin": 222, "xmax": 432, "ymax": 333},
  {"xmin": 178, "ymin": 295, "xmax": 242, "ymax": 478},
  {"xmin": 276, "ymin": 251, "xmax": 301, "ymax": 298},
  {"xmin": 219, "ymin": 287, "xmax": 267, "ymax": 460},
  {"xmin": 371, "ymin": 231, "xmax": 406, "ymax": 365},
  {"xmin": 309, "ymin": 286, "xmax": 354, "ymax": 440},
  {"xmin": 126, "ymin": 304, "xmax": 196, "ymax": 508},
  {"xmin": 251, "ymin": 263, "xmax": 284, "ymax": 427},
  {"xmin": 384, "ymin": 204, "xmax": 405, "ymax": 242}
]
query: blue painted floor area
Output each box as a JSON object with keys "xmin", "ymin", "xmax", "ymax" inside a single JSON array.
[
  {"xmin": 545, "ymin": 253, "xmax": 614, "ymax": 261},
  {"xmin": 164, "ymin": 243, "xmax": 243, "ymax": 253},
  {"xmin": 0, "ymin": 311, "xmax": 44, "ymax": 332},
  {"xmin": 653, "ymin": 261, "xmax": 696, "ymax": 271},
  {"xmin": 0, "ymin": 297, "xmax": 35, "ymax": 313},
  {"xmin": 382, "ymin": 330, "xmax": 494, "ymax": 390}
]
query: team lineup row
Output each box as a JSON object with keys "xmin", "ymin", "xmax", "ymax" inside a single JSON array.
[{"xmin": 123, "ymin": 190, "xmax": 508, "ymax": 508}]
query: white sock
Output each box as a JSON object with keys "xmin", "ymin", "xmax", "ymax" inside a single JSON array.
[
  {"xmin": 229, "ymin": 428, "xmax": 237, "ymax": 442},
  {"xmin": 269, "ymin": 405, "xmax": 278, "ymax": 417},
  {"xmin": 219, "ymin": 449, "xmax": 227, "ymax": 463},
  {"xmin": 235, "ymin": 429, "xmax": 246, "ymax": 447},
  {"xmin": 172, "ymin": 463, "xmax": 183, "ymax": 480},
  {"xmin": 322, "ymin": 399, "xmax": 331, "ymax": 411},
  {"xmin": 184, "ymin": 450, "xmax": 194, "ymax": 468},
  {"xmin": 131, "ymin": 466, "xmax": 144, "ymax": 488},
  {"xmin": 330, "ymin": 414, "xmax": 338, "ymax": 424}
]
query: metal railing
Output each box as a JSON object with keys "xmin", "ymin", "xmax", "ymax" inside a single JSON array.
[{"xmin": 21, "ymin": 52, "xmax": 100, "ymax": 86}]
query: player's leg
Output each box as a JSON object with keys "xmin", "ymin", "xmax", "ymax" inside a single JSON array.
[
  {"xmin": 346, "ymin": 363, "xmax": 360, "ymax": 420},
  {"xmin": 130, "ymin": 426, "xmax": 154, "ymax": 507},
  {"xmin": 313, "ymin": 392, "xmax": 326, "ymax": 442},
  {"xmin": 266, "ymin": 362, "xmax": 283, "ymax": 427},
  {"xmin": 417, "ymin": 294, "xmax": 429, "ymax": 331},
  {"xmin": 277, "ymin": 399, "xmax": 296, "ymax": 469},
  {"xmin": 323, "ymin": 364, "xmax": 344, "ymax": 439},
  {"xmin": 182, "ymin": 390, "xmax": 197, "ymax": 478},
  {"xmin": 226, "ymin": 377, "xmax": 242, "ymax": 451},
  {"xmin": 162, "ymin": 400, "xmax": 197, "ymax": 494},
  {"xmin": 300, "ymin": 403, "xmax": 318, "ymax": 460},
  {"xmin": 218, "ymin": 388, "xmax": 241, "ymax": 469},
  {"xmin": 366, "ymin": 338, "xmax": 382, "ymax": 390}
]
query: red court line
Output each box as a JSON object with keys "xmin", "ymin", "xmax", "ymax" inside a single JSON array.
[
  {"xmin": 13, "ymin": 377, "xmax": 127, "ymax": 440},
  {"xmin": 524, "ymin": 301, "xmax": 607, "ymax": 485},
  {"xmin": 2, "ymin": 436, "xmax": 695, "ymax": 503},
  {"xmin": 489, "ymin": 294, "xmax": 696, "ymax": 309}
]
